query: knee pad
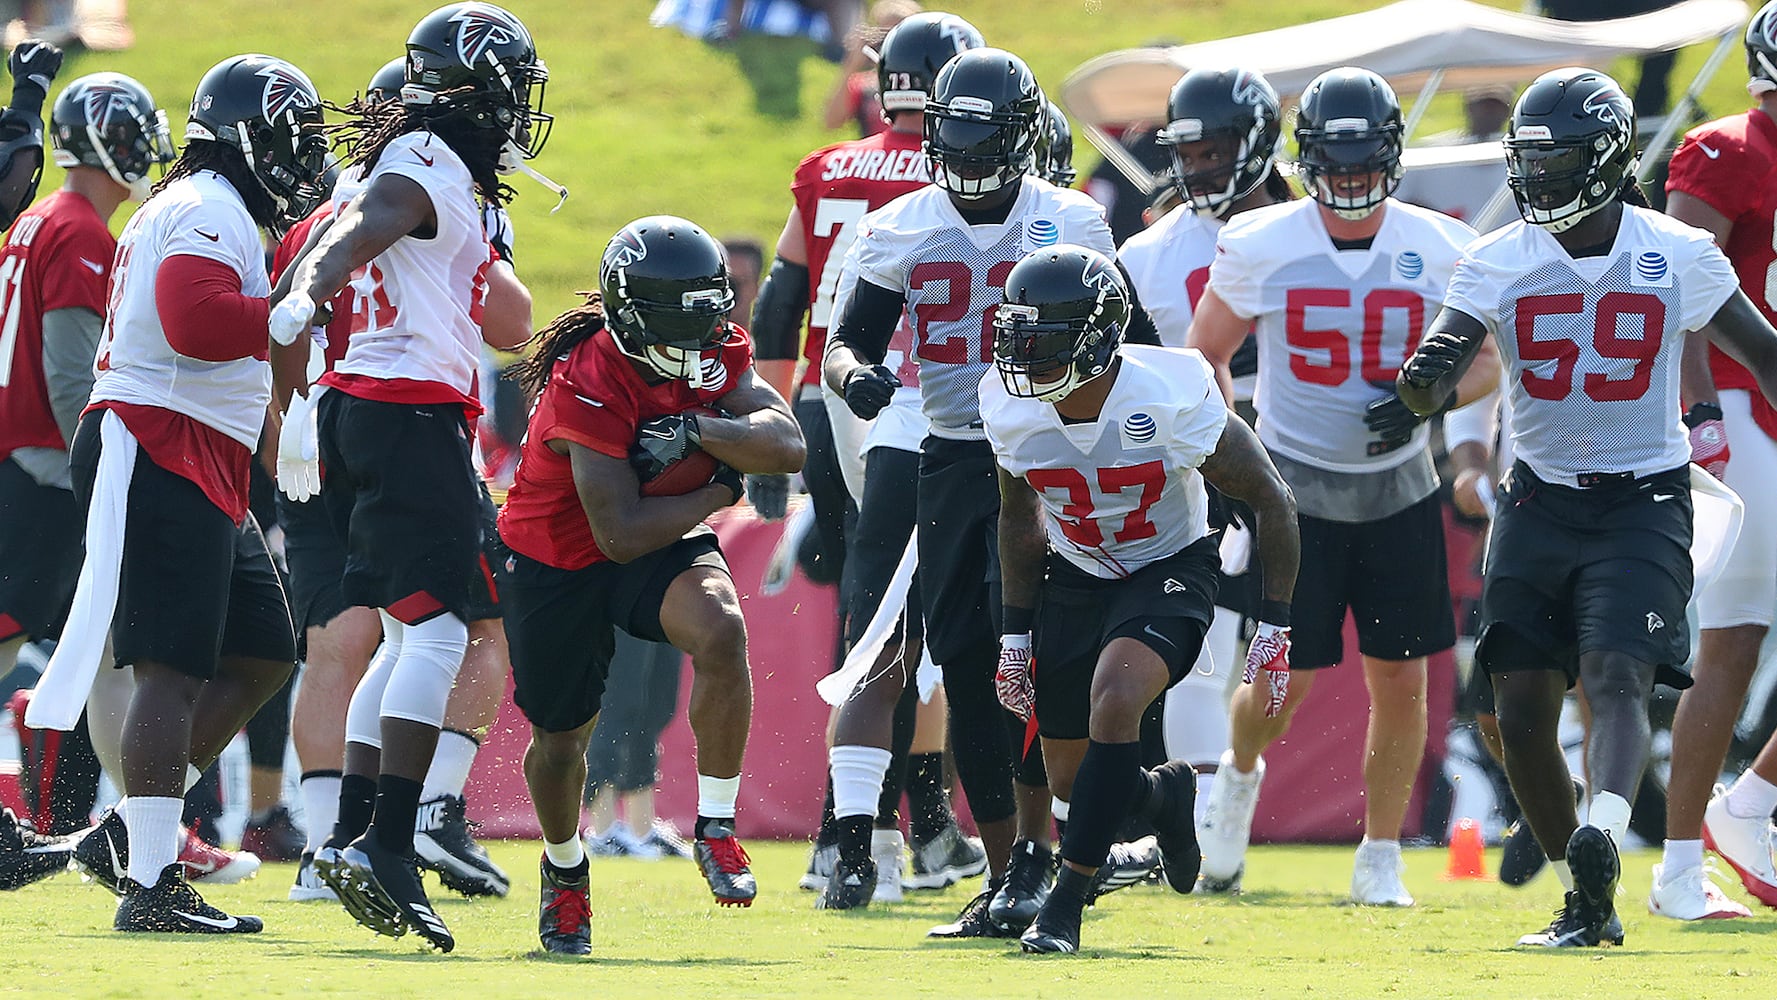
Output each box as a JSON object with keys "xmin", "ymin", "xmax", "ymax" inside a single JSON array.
[{"xmin": 378, "ymin": 612, "xmax": 468, "ymax": 729}]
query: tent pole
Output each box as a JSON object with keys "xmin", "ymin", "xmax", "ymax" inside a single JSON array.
[
  {"xmin": 1077, "ymin": 118, "xmax": 1160, "ymax": 195},
  {"xmin": 1401, "ymin": 68, "xmax": 1444, "ymax": 142},
  {"xmin": 1637, "ymin": 28, "xmax": 1738, "ymax": 183}
]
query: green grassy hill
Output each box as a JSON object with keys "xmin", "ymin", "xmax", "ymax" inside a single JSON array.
[{"xmin": 47, "ymin": 0, "xmax": 1757, "ymax": 322}]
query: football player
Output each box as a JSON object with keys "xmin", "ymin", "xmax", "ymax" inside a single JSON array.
[
  {"xmin": 269, "ymin": 2, "xmax": 543, "ymax": 952},
  {"xmin": 983, "ymin": 245, "xmax": 1298, "ymax": 953},
  {"xmin": 823, "ymin": 46, "xmax": 1116, "ymax": 937},
  {"xmin": 1118, "ymin": 65, "xmax": 1292, "ymax": 841},
  {"xmin": 42, "ymin": 53, "xmax": 326, "ymax": 933},
  {"xmin": 1034, "ymin": 99, "xmax": 1076, "ymax": 188},
  {"xmin": 1656, "ymin": 0, "xmax": 1777, "ymax": 920},
  {"xmin": 1185, "ymin": 67, "xmax": 1495, "ymax": 905},
  {"xmin": 1397, "ymin": 68, "xmax": 1777, "ymax": 947},
  {"xmin": 0, "ymin": 40, "xmax": 64, "ymax": 232},
  {"xmin": 498, "ymin": 216, "xmax": 804, "ymax": 955}
]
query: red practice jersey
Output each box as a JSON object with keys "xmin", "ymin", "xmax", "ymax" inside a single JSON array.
[
  {"xmin": 1667, "ymin": 108, "xmax": 1777, "ymax": 438},
  {"xmin": 790, "ymin": 126, "xmax": 929, "ymax": 386},
  {"xmin": 270, "ymin": 201, "xmax": 352, "ymax": 372},
  {"xmin": 0, "ymin": 190, "xmax": 115, "ymax": 462},
  {"xmin": 498, "ymin": 323, "xmax": 754, "ymax": 570}
]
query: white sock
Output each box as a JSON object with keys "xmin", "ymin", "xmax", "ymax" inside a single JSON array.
[
  {"xmin": 1359, "ymin": 836, "xmax": 1401, "ymax": 857},
  {"xmin": 697, "ymin": 773, "xmax": 742, "ymax": 821},
  {"xmin": 1050, "ymin": 796, "xmax": 1070, "ymax": 823},
  {"xmin": 301, "ymin": 774, "xmax": 341, "ymax": 853},
  {"xmin": 122, "ymin": 796, "xmax": 183, "ymax": 887},
  {"xmin": 1661, "ymin": 838, "xmax": 1703, "ymax": 874},
  {"xmin": 1194, "ymin": 773, "xmax": 1215, "ymax": 827},
  {"xmin": 1725, "ymin": 770, "xmax": 1777, "ymax": 820},
  {"xmin": 1588, "ymin": 791, "xmax": 1632, "ymax": 850},
  {"xmin": 421, "ymin": 730, "xmax": 479, "ymax": 801},
  {"xmin": 545, "ymin": 836, "xmax": 585, "ymax": 869},
  {"xmin": 1552, "ymin": 858, "xmax": 1574, "ymax": 891},
  {"xmin": 829, "ymin": 745, "xmax": 892, "ymax": 820}
]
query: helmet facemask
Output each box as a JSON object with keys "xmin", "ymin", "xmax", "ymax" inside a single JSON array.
[
  {"xmin": 925, "ymin": 97, "xmax": 1037, "ymax": 202},
  {"xmin": 1297, "ymin": 120, "xmax": 1402, "ymax": 221},
  {"xmin": 1505, "ymin": 129, "xmax": 1634, "ymax": 233},
  {"xmin": 992, "ymin": 302, "xmax": 1122, "ymax": 403},
  {"xmin": 1161, "ymin": 125, "xmax": 1269, "ymax": 220},
  {"xmin": 608, "ymin": 276, "xmax": 736, "ymax": 389}
]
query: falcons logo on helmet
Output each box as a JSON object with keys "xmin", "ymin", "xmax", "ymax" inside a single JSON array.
[
  {"xmin": 938, "ymin": 16, "xmax": 974, "ymax": 54},
  {"xmin": 1080, "ymin": 253, "xmax": 1122, "ymax": 297},
  {"xmin": 451, "ymin": 3, "xmax": 524, "ymax": 68},
  {"xmin": 1230, "ymin": 70, "xmax": 1277, "ymax": 111},
  {"xmin": 603, "ymin": 227, "xmax": 648, "ymax": 272},
  {"xmin": 1580, "ymin": 86, "xmax": 1629, "ymax": 128},
  {"xmin": 81, "ymin": 84, "xmax": 136, "ymax": 133},
  {"xmin": 258, "ymin": 63, "xmax": 316, "ymax": 122}
]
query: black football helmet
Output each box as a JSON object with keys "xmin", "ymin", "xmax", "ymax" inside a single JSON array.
[
  {"xmin": 403, "ymin": 2, "xmax": 551, "ymax": 168},
  {"xmin": 1748, "ymin": 1, "xmax": 1777, "ymax": 92},
  {"xmin": 1503, "ymin": 68, "xmax": 1636, "ymax": 233},
  {"xmin": 1033, "ymin": 99, "xmax": 1076, "ymax": 187},
  {"xmin": 600, "ymin": 216, "xmax": 736, "ymax": 389},
  {"xmin": 50, "ymin": 72, "xmax": 174, "ymax": 202},
  {"xmin": 185, "ymin": 54, "xmax": 328, "ymax": 223},
  {"xmin": 876, "ymin": 11, "xmax": 984, "ymax": 115},
  {"xmin": 1294, "ymin": 67, "xmax": 1403, "ymax": 220},
  {"xmin": 366, "ymin": 57, "xmax": 405, "ymax": 104},
  {"xmin": 993, "ymin": 245, "xmax": 1128, "ymax": 402},
  {"xmin": 925, "ymin": 48, "xmax": 1043, "ymax": 202},
  {"xmin": 1158, "ymin": 67, "xmax": 1281, "ymax": 219}
]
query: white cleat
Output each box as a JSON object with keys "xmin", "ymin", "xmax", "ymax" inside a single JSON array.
[
  {"xmin": 1197, "ymin": 750, "xmax": 1262, "ymax": 893},
  {"xmin": 1351, "ymin": 841, "xmax": 1414, "ymax": 907},
  {"xmin": 1647, "ymin": 862, "xmax": 1750, "ymax": 920},
  {"xmin": 871, "ymin": 829, "xmax": 905, "ymax": 904},
  {"xmin": 288, "ymin": 851, "xmax": 337, "ymax": 902},
  {"xmin": 1702, "ymin": 786, "xmax": 1777, "ymax": 909}
]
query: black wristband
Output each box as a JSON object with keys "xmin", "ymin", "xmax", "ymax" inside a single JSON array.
[
  {"xmin": 1003, "ymin": 606, "xmax": 1035, "ymax": 635},
  {"xmin": 1683, "ymin": 401, "xmax": 1724, "ymax": 428},
  {"xmin": 1258, "ymin": 600, "xmax": 1292, "ymax": 628}
]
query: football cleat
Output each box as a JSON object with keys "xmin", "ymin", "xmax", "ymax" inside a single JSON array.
[
  {"xmin": 905, "ymin": 823, "xmax": 988, "ymax": 890},
  {"xmin": 1519, "ymin": 825, "xmax": 1621, "ymax": 948},
  {"xmin": 798, "ymin": 841, "xmax": 838, "ymax": 891},
  {"xmin": 1350, "ymin": 840, "xmax": 1414, "ymax": 907},
  {"xmin": 643, "ymin": 820, "xmax": 694, "ymax": 859},
  {"xmin": 70, "ymin": 807, "xmax": 129, "ymax": 894},
  {"xmin": 926, "ymin": 880, "xmax": 1020, "ymax": 939},
  {"xmin": 1019, "ymin": 897, "xmax": 1083, "ymax": 955},
  {"xmin": 1501, "ymin": 777, "xmax": 1583, "ymax": 887},
  {"xmin": 1150, "ymin": 760, "xmax": 1202, "ymax": 894},
  {"xmin": 988, "ymin": 839, "xmax": 1053, "ymax": 929},
  {"xmin": 1197, "ymin": 751, "xmax": 1261, "ymax": 893},
  {"xmin": 585, "ymin": 820, "xmax": 661, "ymax": 859},
  {"xmin": 1647, "ymin": 862, "xmax": 1750, "ymax": 921},
  {"xmin": 177, "ymin": 825, "xmax": 260, "ymax": 884},
  {"xmin": 321, "ymin": 834, "xmax": 457, "ymax": 952},
  {"xmin": 1702, "ymin": 784, "xmax": 1777, "ymax": 908},
  {"xmin": 240, "ymin": 806, "xmax": 306, "ymax": 863},
  {"xmin": 114, "ymin": 863, "xmax": 263, "ymax": 934},
  {"xmin": 538, "ymin": 856, "xmax": 592, "ymax": 956},
  {"xmin": 693, "ymin": 825, "xmax": 757, "ymax": 907},
  {"xmin": 1088, "ymin": 836, "xmax": 1161, "ymax": 903},
  {"xmin": 0, "ymin": 807, "xmax": 74, "ymax": 890},
  {"xmin": 414, "ymin": 795, "xmax": 511, "ymax": 896},
  {"xmin": 814, "ymin": 855, "xmax": 877, "ymax": 911},
  {"xmin": 289, "ymin": 851, "xmax": 336, "ymax": 902},
  {"xmin": 871, "ymin": 829, "xmax": 905, "ymax": 904}
]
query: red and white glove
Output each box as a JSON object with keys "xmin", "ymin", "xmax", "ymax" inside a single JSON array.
[
  {"xmin": 995, "ymin": 633, "xmax": 1034, "ymax": 722},
  {"xmin": 1244, "ymin": 622, "xmax": 1291, "ymax": 718},
  {"xmin": 1688, "ymin": 417, "xmax": 1730, "ymax": 481}
]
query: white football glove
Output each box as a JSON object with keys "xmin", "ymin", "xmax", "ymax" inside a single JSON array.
[
  {"xmin": 269, "ymin": 292, "xmax": 317, "ymax": 347},
  {"xmin": 995, "ymin": 633, "xmax": 1035, "ymax": 722},
  {"xmin": 276, "ymin": 387, "xmax": 324, "ymax": 503},
  {"xmin": 1243, "ymin": 622, "xmax": 1291, "ymax": 719}
]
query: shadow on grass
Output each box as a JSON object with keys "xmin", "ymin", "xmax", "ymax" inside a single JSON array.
[
  {"xmin": 723, "ymin": 33, "xmax": 823, "ymax": 120},
  {"xmin": 518, "ymin": 951, "xmax": 800, "ymax": 968}
]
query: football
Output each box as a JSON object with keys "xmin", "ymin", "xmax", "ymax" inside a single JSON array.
[{"xmin": 639, "ymin": 406, "xmax": 722, "ymax": 497}]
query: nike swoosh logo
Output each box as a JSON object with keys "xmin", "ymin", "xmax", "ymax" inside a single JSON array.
[
  {"xmin": 573, "ymin": 394, "xmax": 605, "ymax": 408},
  {"xmin": 1653, "ymin": 493, "xmax": 1678, "ymax": 502},
  {"xmin": 107, "ymin": 836, "xmax": 125, "ymax": 878},
  {"xmin": 194, "ymin": 229, "xmax": 220, "ymax": 242},
  {"xmin": 1697, "ymin": 142, "xmax": 1721, "ymax": 159},
  {"xmin": 414, "ymin": 151, "xmax": 435, "ymax": 167},
  {"xmin": 172, "ymin": 908, "xmax": 239, "ymax": 930},
  {"xmin": 79, "ymin": 258, "xmax": 105, "ymax": 274},
  {"xmin": 182, "ymin": 854, "xmax": 221, "ymax": 875},
  {"xmin": 1143, "ymin": 624, "xmax": 1174, "ymax": 648}
]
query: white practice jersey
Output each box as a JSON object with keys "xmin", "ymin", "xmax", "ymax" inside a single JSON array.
[
  {"xmin": 981, "ymin": 345, "xmax": 1228, "ymax": 579},
  {"xmin": 91, "ymin": 171, "xmax": 270, "ymax": 449},
  {"xmin": 828, "ymin": 244, "xmax": 929, "ymax": 455},
  {"xmin": 1210, "ymin": 198, "xmax": 1476, "ymax": 472},
  {"xmin": 845, "ymin": 177, "xmax": 1114, "ymax": 440},
  {"xmin": 331, "ymin": 131, "xmax": 494, "ymax": 397},
  {"xmin": 1118, "ymin": 204, "xmax": 1223, "ymax": 347},
  {"xmin": 1444, "ymin": 206, "xmax": 1737, "ymax": 486}
]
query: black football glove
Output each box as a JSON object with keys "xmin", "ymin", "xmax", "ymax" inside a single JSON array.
[
  {"xmin": 629, "ymin": 412, "xmax": 703, "ymax": 482},
  {"xmin": 711, "ymin": 462, "xmax": 744, "ymax": 506},
  {"xmin": 842, "ymin": 364, "xmax": 900, "ymax": 420},
  {"xmin": 1399, "ymin": 328, "xmax": 1471, "ymax": 392},
  {"xmin": 8, "ymin": 40, "xmax": 60, "ymax": 115},
  {"xmin": 1364, "ymin": 381, "xmax": 1455, "ymax": 454},
  {"xmin": 745, "ymin": 473, "xmax": 789, "ymax": 521}
]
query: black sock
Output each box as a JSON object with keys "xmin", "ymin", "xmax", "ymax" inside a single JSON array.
[
  {"xmin": 1051, "ymin": 864, "xmax": 1094, "ymax": 908},
  {"xmin": 1060, "ymin": 740, "xmax": 1144, "ymax": 869},
  {"xmin": 545, "ymin": 855, "xmax": 590, "ymax": 879},
  {"xmin": 836, "ymin": 814, "xmax": 873, "ymax": 868},
  {"xmin": 906, "ymin": 752, "xmax": 954, "ymax": 843},
  {"xmin": 327, "ymin": 773, "xmax": 377, "ymax": 850},
  {"xmin": 371, "ymin": 774, "xmax": 423, "ymax": 856},
  {"xmin": 695, "ymin": 815, "xmax": 734, "ymax": 840},
  {"xmin": 1128, "ymin": 767, "xmax": 1161, "ymax": 822},
  {"xmin": 814, "ymin": 779, "xmax": 839, "ymax": 848}
]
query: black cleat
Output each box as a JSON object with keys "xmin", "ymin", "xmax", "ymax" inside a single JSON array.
[
  {"xmin": 815, "ymin": 855, "xmax": 877, "ymax": 910},
  {"xmin": 927, "ymin": 880, "xmax": 1021, "ymax": 939},
  {"xmin": 693, "ymin": 825, "xmax": 757, "ymax": 907},
  {"xmin": 988, "ymin": 839, "xmax": 1053, "ymax": 930},
  {"xmin": 1088, "ymin": 835, "xmax": 1161, "ymax": 903},
  {"xmin": 538, "ymin": 856, "xmax": 592, "ymax": 956},
  {"xmin": 70, "ymin": 807, "xmax": 128, "ymax": 896},
  {"xmin": 0, "ymin": 807, "xmax": 74, "ymax": 890},
  {"xmin": 241, "ymin": 805, "xmax": 306, "ymax": 863},
  {"xmin": 1020, "ymin": 897, "xmax": 1083, "ymax": 954},
  {"xmin": 1516, "ymin": 825, "xmax": 1623, "ymax": 948},
  {"xmin": 114, "ymin": 863, "xmax": 263, "ymax": 934},
  {"xmin": 1500, "ymin": 778, "xmax": 1583, "ymax": 888},
  {"xmin": 324, "ymin": 833, "xmax": 456, "ymax": 952},
  {"xmin": 1150, "ymin": 760, "xmax": 1202, "ymax": 894},
  {"xmin": 906, "ymin": 823, "xmax": 989, "ymax": 890},
  {"xmin": 414, "ymin": 795, "xmax": 510, "ymax": 898}
]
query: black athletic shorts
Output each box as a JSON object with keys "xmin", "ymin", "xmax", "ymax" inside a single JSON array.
[
  {"xmin": 1291, "ymin": 492, "xmax": 1455, "ymax": 670},
  {"xmin": 0, "ymin": 457, "xmax": 81, "ymax": 643},
  {"xmin": 1477, "ymin": 461, "xmax": 1693, "ymax": 689},
  {"xmin": 843, "ymin": 445, "xmax": 920, "ymax": 647},
  {"xmin": 316, "ymin": 391, "xmax": 480, "ymax": 625},
  {"xmin": 505, "ymin": 530, "xmax": 726, "ymax": 733},
  {"xmin": 68, "ymin": 413, "xmax": 296, "ymax": 679},
  {"xmin": 1032, "ymin": 536, "xmax": 1219, "ymax": 740},
  {"xmin": 915, "ymin": 436, "xmax": 1001, "ymax": 664}
]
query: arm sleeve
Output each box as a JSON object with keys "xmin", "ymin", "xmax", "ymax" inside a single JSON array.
[
  {"xmin": 1439, "ymin": 254, "xmax": 1499, "ymax": 337},
  {"xmin": 39, "ymin": 306, "xmax": 101, "ymax": 445},
  {"xmin": 751, "ymin": 257, "xmax": 810, "ymax": 361},
  {"xmin": 155, "ymin": 254, "xmax": 271, "ymax": 362},
  {"xmin": 829, "ymin": 276, "xmax": 904, "ymax": 365},
  {"xmin": 1442, "ymin": 389, "xmax": 1499, "ymax": 453}
]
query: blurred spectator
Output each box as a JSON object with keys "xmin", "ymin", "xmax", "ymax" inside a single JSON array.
[
  {"xmin": 1423, "ymin": 84, "xmax": 1512, "ymax": 145},
  {"xmin": 1394, "ymin": 85, "xmax": 1514, "ymax": 226},
  {"xmin": 724, "ymin": 236, "xmax": 765, "ymax": 329},
  {"xmin": 1083, "ymin": 125, "xmax": 1172, "ymax": 246},
  {"xmin": 1, "ymin": 0, "xmax": 132, "ymax": 51},
  {"xmin": 822, "ymin": 1, "xmax": 920, "ymax": 135},
  {"xmin": 583, "ymin": 631, "xmax": 692, "ymax": 859},
  {"xmin": 1537, "ymin": 0, "xmax": 1681, "ymax": 115}
]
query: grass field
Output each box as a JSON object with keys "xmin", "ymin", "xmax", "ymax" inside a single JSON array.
[{"xmin": 6, "ymin": 842, "xmax": 1776, "ymax": 998}]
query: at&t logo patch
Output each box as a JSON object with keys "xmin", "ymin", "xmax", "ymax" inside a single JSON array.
[
  {"xmin": 1631, "ymin": 249, "xmax": 1670, "ymax": 287},
  {"xmin": 1026, "ymin": 219, "xmax": 1059, "ymax": 248},
  {"xmin": 1122, "ymin": 411, "xmax": 1156, "ymax": 444},
  {"xmin": 1396, "ymin": 251, "xmax": 1424, "ymax": 280}
]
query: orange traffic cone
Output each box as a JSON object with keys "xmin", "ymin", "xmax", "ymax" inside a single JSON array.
[{"xmin": 1443, "ymin": 817, "xmax": 1491, "ymax": 880}]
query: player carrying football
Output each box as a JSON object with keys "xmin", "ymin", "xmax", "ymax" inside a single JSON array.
[
  {"xmin": 498, "ymin": 215, "xmax": 804, "ymax": 956},
  {"xmin": 1397, "ymin": 68, "xmax": 1777, "ymax": 948}
]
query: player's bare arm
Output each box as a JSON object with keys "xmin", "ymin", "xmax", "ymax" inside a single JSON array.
[
  {"xmin": 751, "ymin": 206, "xmax": 810, "ymax": 401},
  {"xmin": 1701, "ymin": 287, "xmax": 1777, "ymax": 407},
  {"xmin": 1395, "ymin": 306, "xmax": 1490, "ymax": 417},
  {"xmin": 1184, "ymin": 287, "xmax": 1250, "ymax": 405},
  {"xmin": 278, "ymin": 173, "xmax": 435, "ymax": 314},
  {"xmin": 700, "ymin": 367, "xmax": 806, "ymax": 475},
  {"xmin": 995, "ymin": 465, "xmax": 1046, "ymax": 616},
  {"xmin": 564, "ymin": 440, "xmax": 735, "ymax": 565},
  {"xmin": 479, "ymin": 260, "xmax": 532, "ymax": 351},
  {"xmin": 1665, "ymin": 191, "xmax": 1735, "ymax": 246},
  {"xmin": 822, "ymin": 276, "xmax": 903, "ymax": 418},
  {"xmin": 1197, "ymin": 415, "xmax": 1299, "ymax": 604}
]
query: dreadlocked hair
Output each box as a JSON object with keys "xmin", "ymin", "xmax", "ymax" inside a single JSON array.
[
  {"xmin": 508, "ymin": 291, "xmax": 607, "ymax": 397},
  {"xmin": 330, "ymin": 93, "xmax": 514, "ymax": 207},
  {"xmin": 152, "ymin": 139, "xmax": 280, "ymax": 231}
]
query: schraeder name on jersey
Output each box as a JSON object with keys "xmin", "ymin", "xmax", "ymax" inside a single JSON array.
[{"xmin": 820, "ymin": 147, "xmax": 932, "ymax": 185}]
